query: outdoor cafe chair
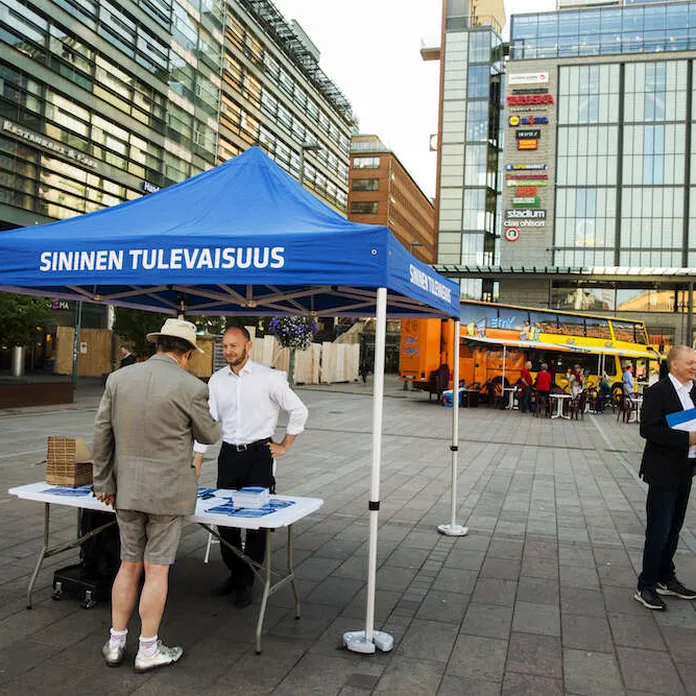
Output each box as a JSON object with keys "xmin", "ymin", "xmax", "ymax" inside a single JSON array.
[{"xmin": 569, "ymin": 391, "xmax": 587, "ymax": 420}]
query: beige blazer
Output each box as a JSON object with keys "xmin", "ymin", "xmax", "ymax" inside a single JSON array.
[{"xmin": 92, "ymin": 353, "xmax": 220, "ymax": 516}]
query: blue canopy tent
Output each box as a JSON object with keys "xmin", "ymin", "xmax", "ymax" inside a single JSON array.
[
  {"xmin": 0, "ymin": 147, "xmax": 457, "ymax": 319},
  {"xmin": 0, "ymin": 146, "xmax": 464, "ymax": 653}
]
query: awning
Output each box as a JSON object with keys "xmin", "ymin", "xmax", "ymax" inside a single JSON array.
[{"xmin": 462, "ymin": 334, "xmax": 658, "ymax": 359}]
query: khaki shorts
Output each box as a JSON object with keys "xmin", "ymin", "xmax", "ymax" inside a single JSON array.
[{"xmin": 115, "ymin": 510, "xmax": 183, "ymax": 565}]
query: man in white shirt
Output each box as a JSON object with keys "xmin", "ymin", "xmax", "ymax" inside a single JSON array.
[
  {"xmin": 202, "ymin": 325, "xmax": 308, "ymax": 607},
  {"xmin": 635, "ymin": 345, "xmax": 696, "ymax": 610}
]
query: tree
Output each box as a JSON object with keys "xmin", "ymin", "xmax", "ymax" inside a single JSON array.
[
  {"xmin": 0, "ymin": 293, "xmax": 47, "ymax": 347},
  {"xmin": 112, "ymin": 308, "xmax": 227, "ymax": 357},
  {"xmin": 112, "ymin": 308, "xmax": 170, "ymax": 357}
]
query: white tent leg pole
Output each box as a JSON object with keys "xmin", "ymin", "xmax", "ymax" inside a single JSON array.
[
  {"xmin": 439, "ymin": 320, "xmax": 468, "ymax": 537},
  {"xmin": 344, "ymin": 287, "xmax": 393, "ymax": 655}
]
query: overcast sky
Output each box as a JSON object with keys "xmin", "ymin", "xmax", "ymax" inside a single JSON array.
[{"xmin": 271, "ymin": 0, "xmax": 555, "ymax": 199}]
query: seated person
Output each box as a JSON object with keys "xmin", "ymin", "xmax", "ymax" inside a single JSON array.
[{"xmin": 596, "ymin": 375, "xmax": 611, "ymax": 412}]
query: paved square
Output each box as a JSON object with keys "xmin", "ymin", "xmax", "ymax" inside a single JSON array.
[{"xmin": 1, "ymin": 376, "xmax": 696, "ymax": 695}]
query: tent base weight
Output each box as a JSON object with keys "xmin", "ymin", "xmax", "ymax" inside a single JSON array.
[
  {"xmin": 437, "ymin": 524, "xmax": 469, "ymax": 537},
  {"xmin": 343, "ymin": 630, "xmax": 393, "ymax": 654}
]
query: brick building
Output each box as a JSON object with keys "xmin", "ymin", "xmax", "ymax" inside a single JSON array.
[{"xmin": 347, "ymin": 135, "xmax": 436, "ymax": 263}]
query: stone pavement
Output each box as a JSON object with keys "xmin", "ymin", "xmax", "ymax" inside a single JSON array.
[{"xmin": 1, "ymin": 376, "xmax": 696, "ymax": 695}]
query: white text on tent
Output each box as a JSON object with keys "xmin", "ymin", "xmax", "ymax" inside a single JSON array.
[{"xmin": 39, "ymin": 247, "xmax": 286, "ymax": 272}]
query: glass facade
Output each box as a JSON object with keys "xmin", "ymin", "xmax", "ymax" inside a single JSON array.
[
  {"xmin": 511, "ymin": 1, "xmax": 696, "ymax": 59},
  {"xmin": 0, "ymin": 0, "xmax": 354, "ymax": 227},
  {"xmin": 438, "ymin": 1, "xmax": 504, "ymax": 299},
  {"xmin": 554, "ymin": 58, "xmax": 693, "ymax": 267}
]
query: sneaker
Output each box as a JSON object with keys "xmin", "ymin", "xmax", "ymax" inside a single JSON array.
[
  {"xmin": 657, "ymin": 578, "xmax": 696, "ymax": 599},
  {"xmin": 102, "ymin": 640, "xmax": 125, "ymax": 668},
  {"xmin": 633, "ymin": 587, "xmax": 667, "ymax": 610},
  {"xmin": 134, "ymin": 641, "xmax": 183, "ymax": 673}
]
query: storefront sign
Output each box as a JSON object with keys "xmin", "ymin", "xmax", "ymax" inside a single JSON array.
[
  {"xmin": 509, "ymin": 72, "xmax": 549, "ymax": 85},
  {"xmin": 2, "ymin": 120, "xmax": 98, "ymax": 168},
  {"xmin": 507, "ymin": 174, "xmax": 547, "ymax": 183},
  {"xmin": 141, "ymin": 181, "xmax": 161, "ymax": 194},
  {"xmin": 506, "ymin": 209, "xmax": 546, "ymax": 219},
  {"xmin": 512, "ymin": 186, "xmax": 540, "ymax": 207},
  {"xmin": 508, "ymin": 114, "xmax": 549, "ymax": 126},
  {"xmin": 507, "ymin": 94, "xmax": 554, "ymax": 106},
  {"xmin": 506, "ymin": 173, "xmax": 548, "ymax": 180},
  {"xmin": 504, "ymin": 227, "xmax": 520, "ymax": 242},
  {"xmin": 504, "ymin": 209, "xmax": 546, "ymax": 227},
  {"xmin": 506, "ymin": 163, "xmax": 548, "ymax": 171},
  {"xmin": 515, "ymin": 186, "xmax": 538, "ymax": 196},
  {"xmin": 515, "ymin": 129, "xmax": 541, "ymax": 140},
  {"xmin": 517, "ymin": 139, "xmax": 538, "ymax": 150},
  {"xmin": 512, "ymin": 196, "xmax": 541, "ymax": 207},
  {"xmin": 48, "ymin": 298, "xmax": 71, "ymax": 311}
]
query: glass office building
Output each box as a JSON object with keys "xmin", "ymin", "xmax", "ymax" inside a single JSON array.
[
  {"xmin": 436, "ymin": 0, "xmax": 504, "ymax": 299},
  {"xmin": 493, "ymin": 0, "xmax": 696, "ymax": 343},
  {"xmin": 0, "ymin": 0, "xmax": 355, "ymax": 232}
]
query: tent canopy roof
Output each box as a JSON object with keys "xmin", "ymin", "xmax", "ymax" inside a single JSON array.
[{"xmin": 0, "ymin": 147, "xmax": 459, "ymax": 318}]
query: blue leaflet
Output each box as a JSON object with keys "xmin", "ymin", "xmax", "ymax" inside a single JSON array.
[
  {"xmin": 206, "ymin": 499, "xmax": 295, "ymax": 517},
  {"xmin": 197, "ymin": 487, "xmax": 217, "ymax": 497},
  {"xmin": 42, "ymin": 486, "xmax": 92, "ymax": 496}
]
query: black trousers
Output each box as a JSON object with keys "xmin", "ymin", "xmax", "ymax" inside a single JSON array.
[
  {"xmin": 216, "ymin": 441, "xmax": 274, "ymax": 588},
  {"xmin": 638, "ymin": 478, "xmax": 693, "ymax": 590},
  {"xmin": 520, "ymin": 386, "xmax": 532, "ymax": 413}
]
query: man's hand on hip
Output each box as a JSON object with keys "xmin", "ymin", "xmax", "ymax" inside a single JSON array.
[
  {"xmin": 267, "ymin": 441, "xmax": 288, "ymax": 457},
  {"xmin": 268, "ymin": 434, "xmax": 297, "ymax": 458}
]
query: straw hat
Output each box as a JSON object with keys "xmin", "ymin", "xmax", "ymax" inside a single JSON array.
[{"xmin": 146, "ymin": 318, "xmax": 204, "ymax": 353}]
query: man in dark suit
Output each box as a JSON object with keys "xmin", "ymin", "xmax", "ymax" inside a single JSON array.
[
  {"xmin": 635, "ymin": 345, "xmax": 696, "ymax": 610},
  {"xmin": 118, "ymin": 345, "xmax": 136, "ymax": 368}
]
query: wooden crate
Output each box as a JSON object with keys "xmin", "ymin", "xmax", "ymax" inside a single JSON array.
[{"xmin": 46, "ymin": 437, "xmax": 93, "ymax": 487}]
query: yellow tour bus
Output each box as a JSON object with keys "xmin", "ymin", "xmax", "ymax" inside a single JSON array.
[{"xmin": 400, "ymin": 300, "xmax": 662, "ymax": 401}]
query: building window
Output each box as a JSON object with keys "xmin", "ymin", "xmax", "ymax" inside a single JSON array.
[
  {"xmin": 350, "ymin": 201, "xmax": 378, "ymax": 214},
  {"xmin": 352, "ymin": 178, "xmax": 379, "ymax": 191},
  {"xmin": 353, "ymin": 156, "xmax": 380, "ymax": 169}
]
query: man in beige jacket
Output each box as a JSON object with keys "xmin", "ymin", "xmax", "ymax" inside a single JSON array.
[{"xmin": 92, "ymin": 319, "xmax": 219, "ymax": 672}]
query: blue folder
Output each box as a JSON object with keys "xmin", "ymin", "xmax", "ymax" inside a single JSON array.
[{"xmin": 666, "ymin": 408, "xmax": 696, "ymax": 428}]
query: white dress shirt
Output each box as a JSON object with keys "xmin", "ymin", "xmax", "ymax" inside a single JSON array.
[
  {"xmin": 194, "ymin": 360, "xmax": 308, "ymax": 452},
  {"xmin": 668, "ymin": 373, "xmax": 696, "ymax": 459}
]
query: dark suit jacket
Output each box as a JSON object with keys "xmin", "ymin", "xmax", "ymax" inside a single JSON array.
[
  {"xmin": 639, "ymin": 377, "xmax": 696, "ymax": 487},
  {"xmin": 119, "ymin": 353, "xmax": 136, "ymax": 368}
]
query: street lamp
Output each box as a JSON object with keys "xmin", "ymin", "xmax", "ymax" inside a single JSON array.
[{"xmin": 299, "ymin": 140, "xmax": 321, "ymax": 187}]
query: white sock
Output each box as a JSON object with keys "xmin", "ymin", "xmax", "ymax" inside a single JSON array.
[
  {"xmin": 108, "ymin": 627, "xmax": 127, "ymax": 649},
  {"xmin": 138, "ymin": 635, "xmax": 158, "ymax": 658}
]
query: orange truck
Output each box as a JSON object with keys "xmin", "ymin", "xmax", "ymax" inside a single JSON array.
[{"xmin": 400, "ymin": 317, "xmax": 526, "ymax": 397}]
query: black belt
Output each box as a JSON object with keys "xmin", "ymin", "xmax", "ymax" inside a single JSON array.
[{"xmin": 223, "ymin": 438, "xmax": 271, "ymax": 453}]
